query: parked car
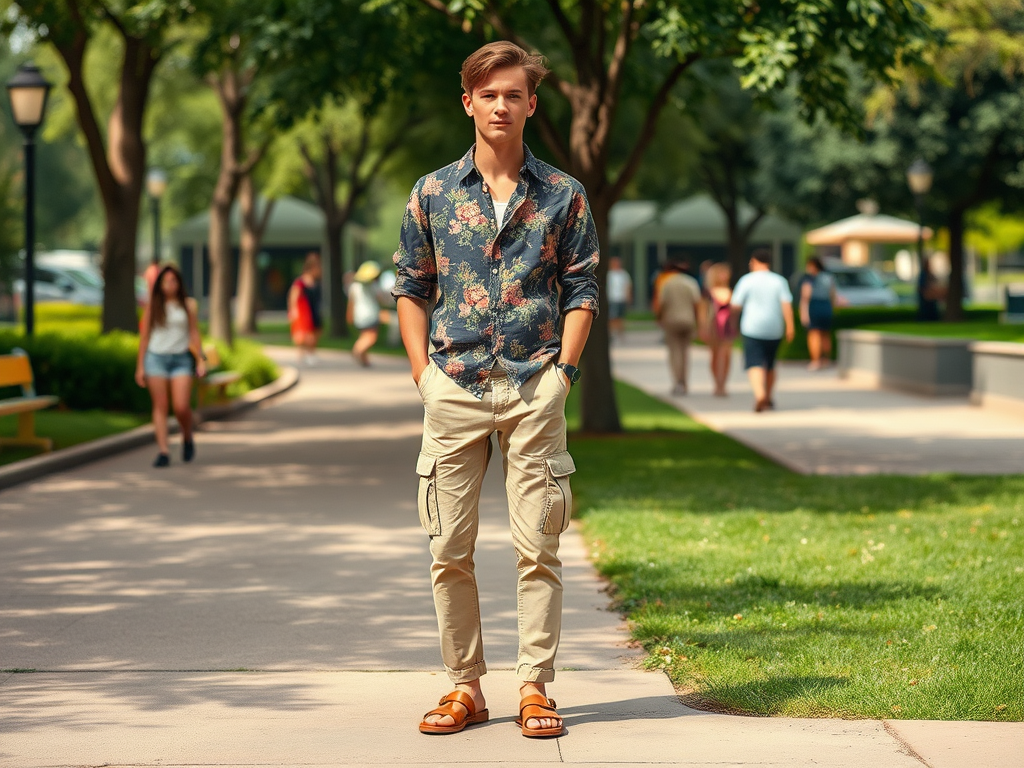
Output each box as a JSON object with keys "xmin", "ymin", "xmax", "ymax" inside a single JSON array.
[
  {"xmin": 821, "ymin": 260, "xmax": 900, "ymax": 308},
  {"xmin": 13, "ymin": 264, "xmax": 104, "ymax": 307}
]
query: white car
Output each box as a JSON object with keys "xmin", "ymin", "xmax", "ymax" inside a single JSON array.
[
  {"xmin": 809, "ymin": 259, "xmax": 900, "ymax": 308},
  {"xmin": 13, "ymin": 264, "xmax": 104, "ymax": 306}
]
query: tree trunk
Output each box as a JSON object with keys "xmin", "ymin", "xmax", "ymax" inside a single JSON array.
[
  {"xmin": 725, "ymin": 212, "xmax": 747, "ymax": 276},
  {"xmin": 579, "ymin": 201, "xmax": 621, "ymax": 433},
  {"xmin": 59, "ymin": 32, "xmax": 157, "ymax": 332},
  {"xmin": 945, "ymin": 207, "xmax": 966, "ymax": 322},
  {"xmin": 208, "ymin": 192, "xmax": 235, "ymax": 344},
  {"xmin": 235, "ymin": 175, "xmax": 274, "ymax": 335},
  {"xmin": 326, "ymin": 216, "xmax": 348, "ymax": 338},
  {"xmin": 207, "ymin": 68, "xmax": 247, "ymax": 345},
  {"xmin": 301, "ymin": 135, "xmax": 348, "ymax": 337}
]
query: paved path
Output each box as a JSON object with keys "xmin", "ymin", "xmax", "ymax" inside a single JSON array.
[
  {"xmin": 0, "ymin": 347, "xmax": 1020, "ymax": 767},
  {"xmin": 613, "ymin": 330, "xmax": 1024, "ymax": 475}
]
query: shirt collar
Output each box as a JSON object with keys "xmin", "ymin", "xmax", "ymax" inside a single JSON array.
[{"xmin": 456, "ymin": 143, "xmax": 541, "ymax": 185}]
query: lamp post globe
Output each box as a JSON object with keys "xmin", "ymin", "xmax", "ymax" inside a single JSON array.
[
  {"xmin": 906, "ymin": 158, "xmax": 934, "ymax": 197},
  {"xmin": 6, "ymin": 61, "xmax": 52, "ymax": 337},
  {"xmin": 146, "ymin": 168, "xmax": 167, "ymax": 266}
]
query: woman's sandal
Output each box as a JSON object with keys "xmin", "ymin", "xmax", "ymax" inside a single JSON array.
[
  {"xmin": 516, "ymin": 693, "xmax": 564, "ymax": 738},
  {"xmin": 419, "ymin": 690, "xmax": 489, "ymax": 735}
]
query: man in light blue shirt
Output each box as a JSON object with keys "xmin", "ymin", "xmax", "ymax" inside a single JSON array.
[{"xmin": 730, "ymin": 249, "xmax": 795, "ymax": 412}]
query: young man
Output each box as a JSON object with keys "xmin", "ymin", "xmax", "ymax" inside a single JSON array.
[
  {"xmin": 392, "ymin": 42, "xmax": 599, "ymax": 738},
  {"xmin": 730, "ymin": 249, "xmax": 795, "ymax": 411}
]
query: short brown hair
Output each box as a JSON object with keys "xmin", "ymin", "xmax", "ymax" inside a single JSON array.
[{"xmin": 461, "ymin": 41, "xmax": 549, "ymax": 96}]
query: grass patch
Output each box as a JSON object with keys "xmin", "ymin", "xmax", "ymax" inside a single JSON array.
[
  {"xmin": 566, "ymin": 382, "xmax": 1024, "ymax": 721},
  {"xmin": 859, "ymin": 322, "xmax": 1024, "ymax": 343},
  {"xmin": 245, "ymin": 322, "xmax": 407, "ymax": 356},
  {"xmin": 0, "ymin": 410, "xmax": 146, "ymax": 466}
]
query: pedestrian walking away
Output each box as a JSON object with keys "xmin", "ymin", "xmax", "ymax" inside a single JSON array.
[
  {"xmin": 730, "ymin": 249, "xmax": 794, "ymax": 412},
  {"xmin": 700, "ymin": 262, "xmax": 736, "ymax": 396},
  {"xmin": 393, "ymin": 41, "xmax": 599, "ymax": 740},
  {"xmin": 653, "ymin": 256, "xmax": 702, "ymax": 396},
  {"xmin": 917, "ymin": 254, "xmax": 946, "ymax": 321},
  {"xmin": 606, "ymin": 256, "xmax": 632, "ymax": 341},
  {"xmin": 135, "ymin": 264, "xmax": 206, "ymax": 467},
  {"xmin": 348, "ymin": 260, "xmax": 383, "ymax": 367},
  {"xmin": 288, "ymin": 252, "xmax": 323, "ymax": 365},
  {"xmin": 799, "ymin": 257, "xmax": 836, "ymax": 370}
]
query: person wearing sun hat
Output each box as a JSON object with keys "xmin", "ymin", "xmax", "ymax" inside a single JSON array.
[{"xmin": 348, "ymin": 260, "xmax": 384, "ymax": 366}]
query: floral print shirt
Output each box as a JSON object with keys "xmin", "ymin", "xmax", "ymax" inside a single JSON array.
[{"xmin": 392, "ymin": 144, "xmax": 600, "ymax": 398}]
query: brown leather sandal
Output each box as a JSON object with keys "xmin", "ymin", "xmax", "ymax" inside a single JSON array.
[
  {"xmin": 419, "ymin": 690, "xmax": 489, "ymax": 735},
  {"xmin": 516, "ymin": 693, "xmax": 564, "ymax": 738}
]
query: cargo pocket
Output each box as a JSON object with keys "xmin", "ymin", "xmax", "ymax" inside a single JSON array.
[
  {"xmin": 542, "ymin": 451, "xmax": 576, "ymax": 534},
  {"xmin": 416, "ymin": 453, "xmax": 441, "ymax": 536}
]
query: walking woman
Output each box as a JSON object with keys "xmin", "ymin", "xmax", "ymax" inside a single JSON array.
[
  {"xmin": 799, "ymin": 257, "xmax": 836, "ymax": 370},
  {"xmin": 288, "ymin": 253, "xmax": 323, "ymax": 365},
  {"xmin": 701, "ymin": 262, "xmax": 736, "ymax": 396},
  {"xmin": 135, "ymin": 264, "xmax": 206, "ymax": 467}
]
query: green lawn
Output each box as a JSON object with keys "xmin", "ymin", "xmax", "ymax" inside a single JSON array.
[
  {"xmin": 0, "ymin": 410, "xmax": 147, "ymax": 466},
  {"xmin": 565, "ymin": 383, "xmax": 1023, "ymax": 721},
  {"xmin": 245, "ymin": 322, "xmax": 408, "ymax": 356},
  {"xmin": 860, "ymin": 322, "xmax": 1024, "ymax": 343}
]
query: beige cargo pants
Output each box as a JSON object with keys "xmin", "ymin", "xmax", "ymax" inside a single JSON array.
[{"xmin": 415, "ymin": 359, "xmax": 575, "ymax": 684}]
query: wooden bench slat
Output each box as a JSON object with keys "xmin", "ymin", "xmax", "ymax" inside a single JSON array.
[{"xmin": 0, "ymin": 395, "xmax": 59, "ymax": 417}]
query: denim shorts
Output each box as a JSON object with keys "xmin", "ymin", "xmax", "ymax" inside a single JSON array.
[{"xmin": 145, "ymin": 351, "xmax": 194, "ymax": 378}]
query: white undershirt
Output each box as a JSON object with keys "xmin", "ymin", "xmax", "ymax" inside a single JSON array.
[{"xmin": 492, "ymin": 198, "xmax": 509, "ymax": 228}]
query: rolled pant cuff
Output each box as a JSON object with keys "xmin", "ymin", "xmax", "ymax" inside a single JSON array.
[
  {"xmin": 446, "ymin": 659, "xmax": 487, "ymax": 684},
  {"xmin": 517, "ymin": 664, "xmax": 555, "ymax": 683}
]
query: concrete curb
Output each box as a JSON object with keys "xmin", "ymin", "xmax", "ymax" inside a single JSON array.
[{"xmin": 0, "ymin": 366, "xmax": 300, "ymax": 492}]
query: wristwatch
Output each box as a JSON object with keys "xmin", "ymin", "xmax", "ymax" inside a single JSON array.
[{"xmin": 555, "ymin": 362, "xmax": 581, "ymax": 385}]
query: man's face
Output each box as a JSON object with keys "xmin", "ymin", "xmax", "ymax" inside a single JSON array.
[{"xmin": 462, "ymin": 66, "xmax": 536, "ymax": 145}]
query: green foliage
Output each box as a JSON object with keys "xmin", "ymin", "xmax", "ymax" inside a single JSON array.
[
  {"xmin": 0, "ymin": 329, "xmax": 150, "ymax": 412},
  {"xmin": 570, "ymin": 382, "xmax": 1023, "ymax": 720},
  {"xmin": 0, "ymin": 304, "xmax": 279, "ymax": 411},
  {"xmin": 778, "ymin": 306, "xmax": 1001, "ymax": 360},
  {"xmin": 209, "ymin": 337, "xmax": 279, "ymax": 396}
]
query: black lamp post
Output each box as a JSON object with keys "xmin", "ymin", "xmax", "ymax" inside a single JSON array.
[
  {"xmin": 146, "ymin": 168, "xmax": 168, "ymax": 265},
  {"xmin": 5, "ymin": 62, "xmax": 51, "ymax": 337},
  {"xmin": 906, "ymin": 158, "xmax": 934, "ymax": 277}
]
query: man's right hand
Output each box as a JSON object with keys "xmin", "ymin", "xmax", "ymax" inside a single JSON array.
[{"xmin": 412, "ymin": 359, "xmax": 430, "ymax": 385}]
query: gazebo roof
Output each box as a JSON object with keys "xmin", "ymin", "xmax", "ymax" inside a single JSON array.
[
  {"xmin": 170, "ymin": 196, "xmax": 325, "ymax": 248},
  {"xmin": 610, "ymin": 195, "xmax": 802, "ymax": 243},
  {"xmin": 805, "ymin": 213, "xmax": 932, "ymax": 245}
]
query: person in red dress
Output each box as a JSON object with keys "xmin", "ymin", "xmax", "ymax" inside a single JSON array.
[{"xmin": 288, "ymin": 253, "xmax": 323, "ymax": 365}]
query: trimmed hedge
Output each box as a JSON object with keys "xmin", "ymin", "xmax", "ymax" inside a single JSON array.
[
  {"xmin": 0, "ymin": 330, "xmax": 279, "ymax": 413},
  {"xmin": 778, "ymin": 306, "xmax": 1001, "ymax": 360}
]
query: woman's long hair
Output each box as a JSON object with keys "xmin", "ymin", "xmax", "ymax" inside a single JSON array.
[{"xmin": 149, "ymin": 264, "xmax": 189, "ymax": 331}]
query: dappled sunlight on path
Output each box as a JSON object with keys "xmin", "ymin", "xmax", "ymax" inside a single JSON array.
[{"xmin": 613, "ymin": 330, "xmax": 1024, "ymax": 474}]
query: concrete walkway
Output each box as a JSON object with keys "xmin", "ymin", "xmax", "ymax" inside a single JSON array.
[
  {"xmin": 613, "ymin": 330, "xmax": 1024, "ymax": 475},
  {"xmin": 0, "ymin": 347, "xmax": 1020, "ymax": 767}
]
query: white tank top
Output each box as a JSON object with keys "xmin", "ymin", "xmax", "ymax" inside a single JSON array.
[{"xmin": 149, "ymin": 301, "xmax": 191, "ymax": 355}]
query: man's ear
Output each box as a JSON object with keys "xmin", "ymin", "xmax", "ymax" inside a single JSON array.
[
  {"xmin": 462, "ymin": 91, "xmax": 473, "ymax": 116},
  {"xmin": 527, "ymin": 92, "xmax": 537, "ymax": 118}
]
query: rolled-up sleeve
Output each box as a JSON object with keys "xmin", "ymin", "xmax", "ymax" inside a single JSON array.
[
  {"xmin": 557, "ymin": 188, "xmax": 600, "ymax": 317},
  {"xmin": 392, "ymin": 179, "xmax": 437, "ymax": 303}
]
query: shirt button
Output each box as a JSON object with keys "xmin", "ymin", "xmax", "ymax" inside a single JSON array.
[{"xmin": 492, "ymin": 268, "xmax": 498, "ymax": 275}]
